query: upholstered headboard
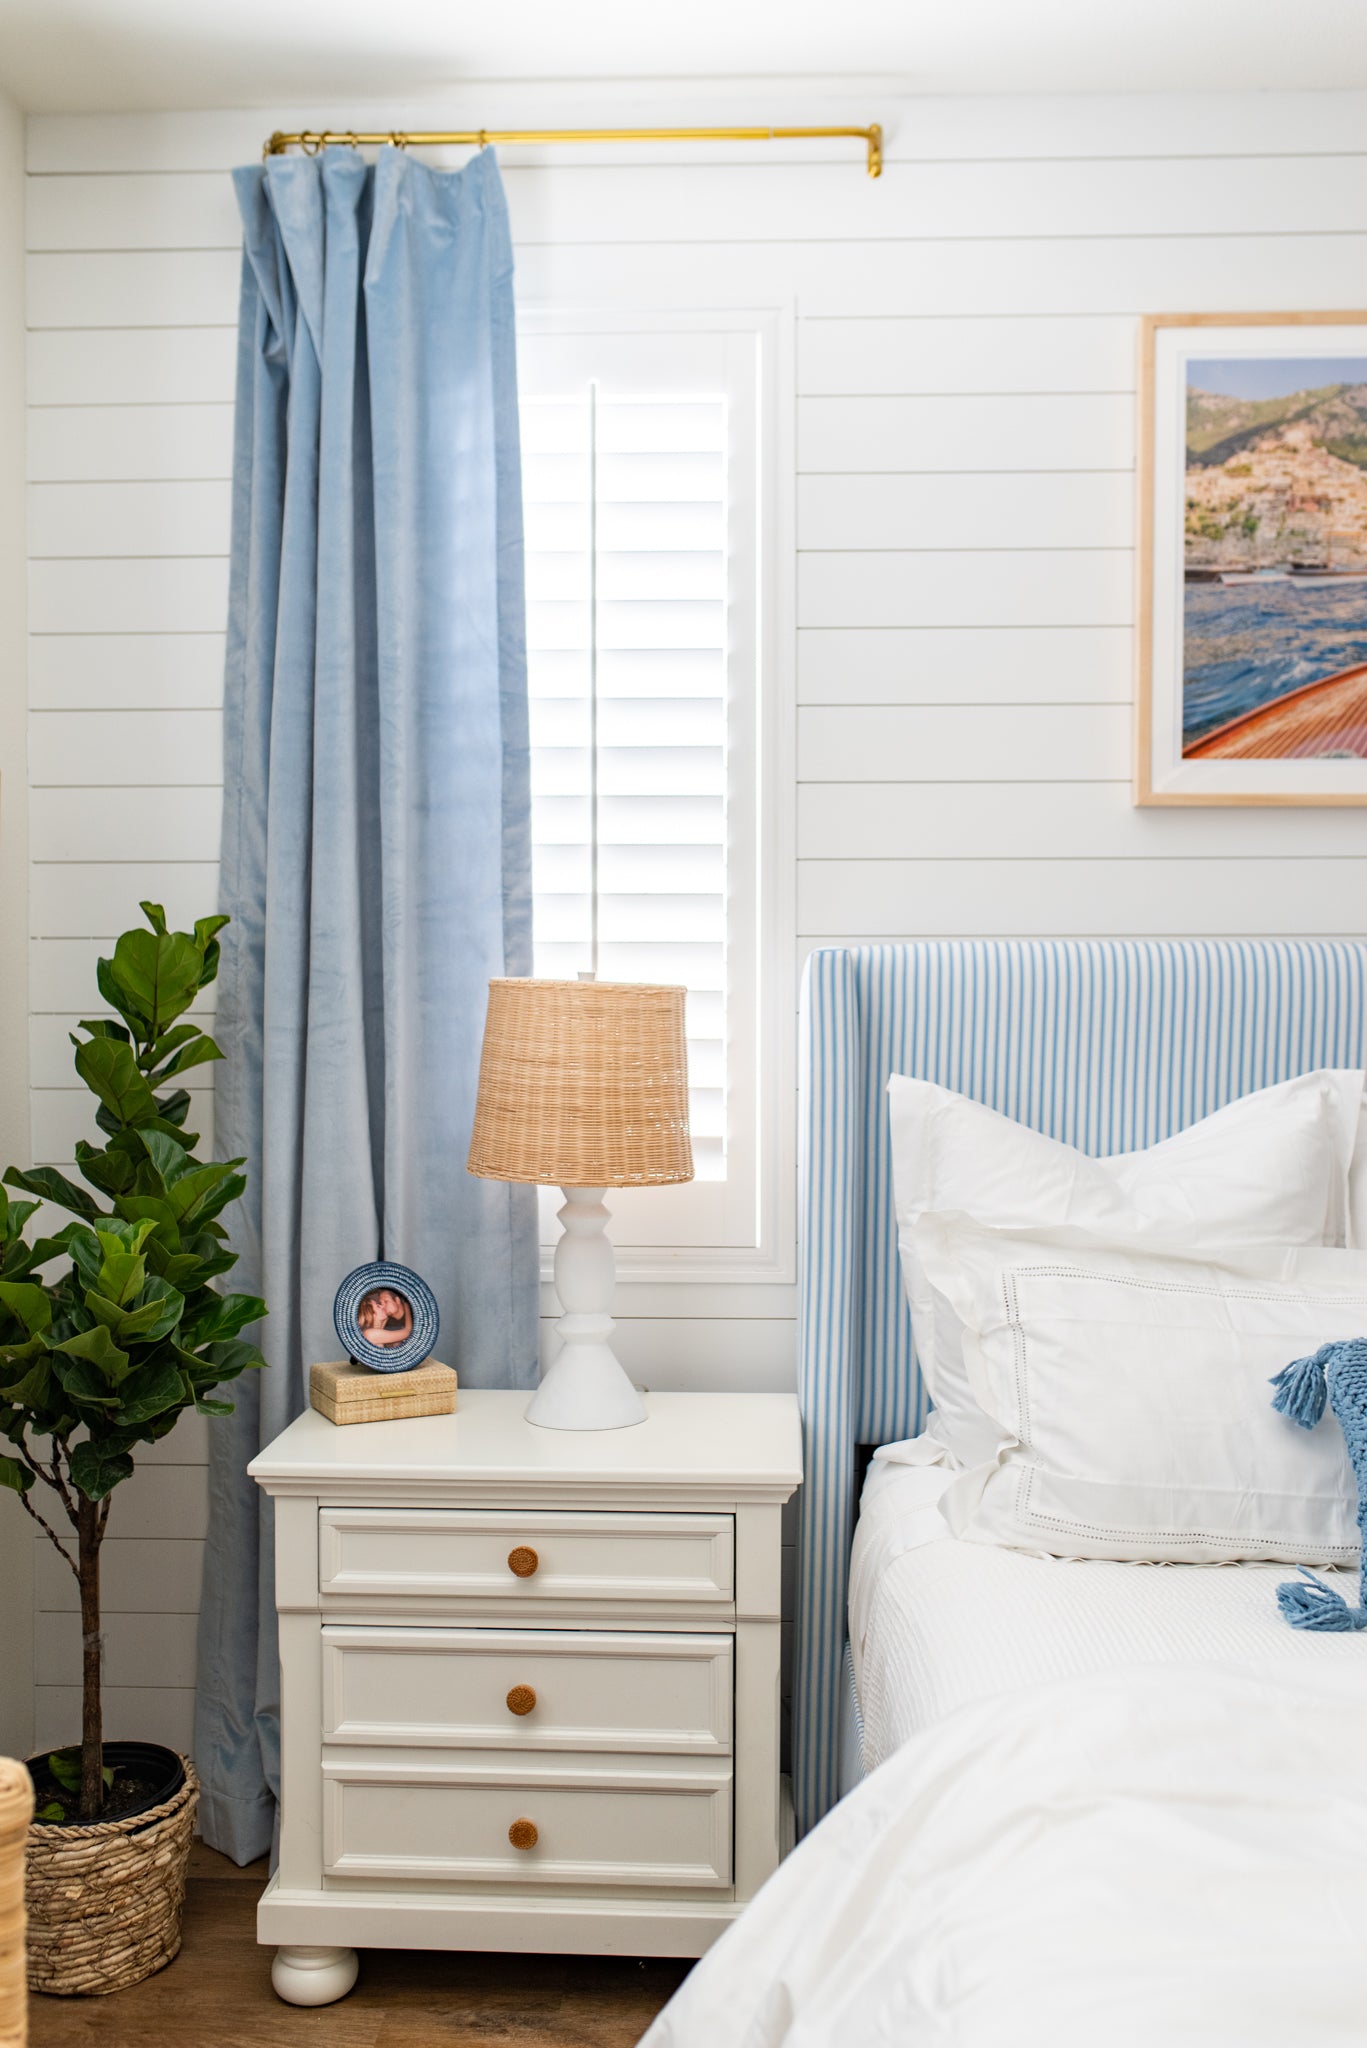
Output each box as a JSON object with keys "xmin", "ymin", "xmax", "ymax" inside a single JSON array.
[{"xmin": 794, "ymin": 940, "xmax": 1367, "ymax": 1834}]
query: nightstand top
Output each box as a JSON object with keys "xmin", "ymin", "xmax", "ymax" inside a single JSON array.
[{"xmin": 250, "ymin": 1387, "xmax": 802, "ymax": 1500}]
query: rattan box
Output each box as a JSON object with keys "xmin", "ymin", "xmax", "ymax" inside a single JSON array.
[{"xmin": 310, "ymin": 1359, "xmax": 457, "ymax": 1425}]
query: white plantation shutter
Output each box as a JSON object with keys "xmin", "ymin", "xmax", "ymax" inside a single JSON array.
[{"xmin": 517, "ymin": 322, "xmax": 767, "ymax": 1256}]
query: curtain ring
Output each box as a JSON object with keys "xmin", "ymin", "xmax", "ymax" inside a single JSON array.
[
  {"xmin": 342, "ymin": 131, "xmax": 359, "ymax": 152},
  {"xmin": 389, "ymin": 131, "xmax": 408, "ymax": 151},
  {"xmin": 300, "ymin": 132, "xmax": 323, "ymax": 156}
]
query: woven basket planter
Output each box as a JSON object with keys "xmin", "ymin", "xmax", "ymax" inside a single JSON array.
[
  {"xmin": 25, "ymin": 1758, "xmax": 198, "ymax": 1998},
  {"xmin": 0, "ymin": 1760, "xmax": 34, "ymax": 2046}
]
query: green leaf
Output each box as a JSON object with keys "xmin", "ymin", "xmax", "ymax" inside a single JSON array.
[
  {"xmin": 48, "ymin": 1748, "xmax": 114, "ymax": 1795},
  {"xmin": 139, "ymin": 1129, "xmax": 196, "ymax": 1187},
  {"xmin": 164, "ymin": 1160, "xmax": 240, "ymax": 1225},
  {"xmin": 184, "ymin": 1291, "xmax": 265, "ymax": 1345},
  {"xmin": 94, "ymin": 1224, "xmax": 156, "ymax": 1304},
  {"xmin": 160, "ymin": 1245, "xmax": 234, "ymax": 1289},
  {"xmin": 64, "ymin": 1227, "xmax": 104, "ymax": 1294},
  {"xmin": 156, "ymin": 1035, "xmax": 223, "ymax": 1081},
  {"xmin": 139, "ymin": 900, "xmax": 168, "ymax": 937},
  {"xmin": 186, "ymin": 1172, "xmax": 246, "ymax": 1228},
  {"xmin": 109, "ymin": 929, "xmax": 203, "ymax": 1036},
  {"xmin": 95, "ymin": 1217, "xmax": 157, "ymax": 1255},
  {"xmin": 198, "ymin": 1336, "xmax": 267, "ymax": 1380},
  {"xmin": 145, "ymin": 1023, "xmax": 199, "ymax": 1061},
  {"xmin": 194, "ymin": 1395, "xmax": 235, "ymax": 1416},
  {"xmin": 0, "ymin": 1356, "xmax": 54, "ymax": 1410},
  {"xmin": 34, "ymin": 1800, "xmax": 64, "ymax": 1822},
  {"xmin": 77, "ymin": 1017, "xmax": 131, "ymax": 1045},
  {"xmin": 195, "ymin": 916, "xmax": 229, "ymax": 989},
  {"xmin": 113, "ymin": 1358, "xmax": 184, "ymax": 1426},
  {"xmin": 96, "ymin": 951, "xmax": 149, "ymax": 1033},
  {"xmin": 135, "ymin": 1273, "xmax": 184, "ymax": 1327},
  {"xmin": 152, "ymin": 1091, "xmax": 194, "ymax": 1134},
  {"xmin": 113, "ymin": 1193, "xmax": 179, "ymax": 1236},
  {"xmin": 99, "ymin": 1277, "xmax": 183, "ymax": 1343},
  {"xmin": 75, "ymin": 1036, "xmax": 159, "ymax": 1129},
  {"xmin": 76, "ymin": 1152, "xmax": 135, "ymax": 1202},
  {"xmin": 68, "ymin": 1438, "xmax": 134, "ymax": 1502},
  {"xmin": 3, "ymin": 1165, "xmax": 102, "ymax": 1220},
  {"xmin": 1, "ymin": 1197, "xmax": 37, "ymax": 1239},
  {"xmin": 51, "ymin": 1354, "xmax": 121, "ymax": 1408},
  {"xmin": 0, "ymin": 1283, "xmax": 52, "ymax": 1336},
  {"xmin": 52, "ymin": 1323, "xmax": 130, "ymax": 1387},
  {"xmin": 96, "ymin": 1254, "xmax": 143, "ymax": 1309},
  {"xmin": 0, "ymin": 1455, "xmax": 32, "ymax": 1495}
]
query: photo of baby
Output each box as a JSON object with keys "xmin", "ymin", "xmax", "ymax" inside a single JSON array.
[{"xmin": 356, "ymin": 1286, "xmax": 414, "ymax": 1349}]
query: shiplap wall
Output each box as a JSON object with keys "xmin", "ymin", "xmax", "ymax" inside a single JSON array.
[
  {"xmin": 0, "ymin": 82, "xmax": 32, "ymax": 1763},
  {"xmin": 22, "ymin": 88, "xmax": 1367, "ymax": 1754}
]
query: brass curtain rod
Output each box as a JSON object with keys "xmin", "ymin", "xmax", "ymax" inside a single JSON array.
[{"xmin": 264, "ymin": 123, "xmax": 883, "ymax": 177}]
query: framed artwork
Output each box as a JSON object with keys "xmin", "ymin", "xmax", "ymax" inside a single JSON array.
[
  {"xmin": 1136, "ymin": 311, "xmax": 1367, "ymax": 806},
  {"xmin": 333, "ymin": 1260, "xmax": 440, "ymax": 1374}
]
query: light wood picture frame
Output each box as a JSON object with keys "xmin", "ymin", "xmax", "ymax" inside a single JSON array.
[{"xmin": 1136, "ymin": 310, "xmax": 1367, "ymax": 806}]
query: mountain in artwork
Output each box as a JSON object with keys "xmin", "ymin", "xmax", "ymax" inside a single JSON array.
[{"xmin": 1184, "ymin": 381, "xmax": 1367, "ymax": 572}]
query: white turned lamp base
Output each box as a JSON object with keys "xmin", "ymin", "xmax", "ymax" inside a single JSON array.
[
  {"xmin": 271, "ymin": 1944, "xmax": 359, "ymax": 2006},
  {"xmin": 525, "ymin": 1187, "xmax": 647, "ymax": 1432}
]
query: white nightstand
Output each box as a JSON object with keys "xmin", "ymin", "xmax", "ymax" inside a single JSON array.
[{"xmin": 249, "ymin": 1388, "xmax": 802, "ymax": 2004}]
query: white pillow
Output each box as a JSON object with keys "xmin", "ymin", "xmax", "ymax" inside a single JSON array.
[
  {"xmin": 889, "ymin": 1069, "xmax": 1364, "ymax": 1462},
  {"xmin": 912, "ymin": 1217, "xmax": 1367, "ymax": 1565}
]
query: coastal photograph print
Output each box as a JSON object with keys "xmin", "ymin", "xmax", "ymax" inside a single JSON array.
[{"xmin": 1137, "ymin": 312, "xmax": 1367, "ymax": 804}]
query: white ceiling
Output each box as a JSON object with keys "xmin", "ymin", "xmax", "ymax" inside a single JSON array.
[{"xmin": 0, "ymin": 0, "xmax": 1364, "ymax": 112}]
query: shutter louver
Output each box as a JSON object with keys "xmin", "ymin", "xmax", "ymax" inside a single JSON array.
[{"xmin": 523, "ymin": 392, "xmax": 729, "ymax": 1179}]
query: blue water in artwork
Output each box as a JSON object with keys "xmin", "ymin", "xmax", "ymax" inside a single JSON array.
[{"xmin": 1182, "ymin": 581, "xmax": 1367, "ymax": 745}]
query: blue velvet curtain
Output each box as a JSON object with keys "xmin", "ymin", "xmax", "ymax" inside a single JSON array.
[{"xmin": 195, "ymin": 146, "xmax": 539, "ymax": 1863}]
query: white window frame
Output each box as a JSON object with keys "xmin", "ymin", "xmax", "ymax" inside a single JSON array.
[{"xmin": 516, "ymin": 305, "xmax": 794, "ymax": 1288}]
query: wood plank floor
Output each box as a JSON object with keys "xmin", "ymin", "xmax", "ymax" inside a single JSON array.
[{"xmin": 28, "ymin": 1846, "xmax": 692, "ymax": 2047}]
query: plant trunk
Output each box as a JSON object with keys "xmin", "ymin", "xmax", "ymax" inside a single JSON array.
[{"xmin": 77, "ymin": 1492, "xmax": 103, "ymax": 1823}]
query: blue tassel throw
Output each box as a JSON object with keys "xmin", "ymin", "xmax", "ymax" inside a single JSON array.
[
  {"xmin": 1269, "ymin": 1346, "xmax": 1332, "ymax": 1429},
  {"xmin": 1270, "ymin": 1338, "xmax": 1367, "ymax": 1631},
  {"xmin": 1275, "ymin": 1565, "xmax": 1367, "ymax": 1631}
]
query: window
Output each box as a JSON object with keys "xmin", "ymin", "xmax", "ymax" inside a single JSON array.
[{"xmin": 517, "ymin": 313, "xmax": 790, "ymax": 1279}]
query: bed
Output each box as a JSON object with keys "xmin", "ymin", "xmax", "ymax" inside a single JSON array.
[{"xmin": 642, "ymin": 940, "xmax": 1367, "ymax": 2045}]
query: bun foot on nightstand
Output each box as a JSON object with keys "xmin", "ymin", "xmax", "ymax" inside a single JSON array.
[{"xmin": 271, "ymin": 1944, "xmax": 360, "ymax": 2005}]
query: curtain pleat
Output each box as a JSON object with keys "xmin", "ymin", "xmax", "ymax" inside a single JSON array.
[{"xmin": 195, "ymin": 146, "xmax": 538, "ymax": 1864}]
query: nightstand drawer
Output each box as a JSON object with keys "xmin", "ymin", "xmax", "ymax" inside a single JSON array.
[
  {"xmin": 322, "ymin": 1754, "xmax": 732, "ymax": 1888},
  {"xmin": 322, "ymin": 1627, "xmax": 733, "ymax": 1753},
  {"xmin": 318, "ymin": 1508, "xmax": 734, "ymax": 1605}
]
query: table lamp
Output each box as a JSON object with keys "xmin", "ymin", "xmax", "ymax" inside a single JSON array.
[{"xmin": 467, "ymin": 978, "xmax": 693, "ymax": 1430}]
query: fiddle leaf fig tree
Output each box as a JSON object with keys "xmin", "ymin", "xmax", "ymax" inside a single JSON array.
[{"xmin": 0, "ymin": 903, "xmax": 267, "ymax": 1822}]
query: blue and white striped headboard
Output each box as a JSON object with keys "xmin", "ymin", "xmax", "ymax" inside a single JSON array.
[{"xmin": 794, "ymin": 939, "xmax": 1367, "ymax": 1834}]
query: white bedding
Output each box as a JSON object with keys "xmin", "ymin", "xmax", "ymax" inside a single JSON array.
[
  {"xmin": 641, "ymin": 1660, "xmax": 1367, "ymax": 2047},
  {"xmin": 850, "ymin": 1457, "xmax": 1361, "ymax": 1770}
]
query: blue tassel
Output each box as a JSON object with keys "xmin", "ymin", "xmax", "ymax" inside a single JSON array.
[
  {"xmin": 1276, "ymin": 1566, "xmax": 1367, "ymax": 1631},
  {"xmin": 1269, "ymin": 1347, "xmax": 1332, "ymax": 1429}
]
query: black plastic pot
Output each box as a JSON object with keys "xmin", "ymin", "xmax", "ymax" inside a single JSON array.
[{"xmin": 26, "ymin": 1741, "xmax": 186, "ymax": 1828}]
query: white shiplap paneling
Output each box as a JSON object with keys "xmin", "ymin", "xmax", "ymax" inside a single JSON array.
[{"xmin": 23, "ymin": 87, "xmax": 1367, "ymax": 1761}]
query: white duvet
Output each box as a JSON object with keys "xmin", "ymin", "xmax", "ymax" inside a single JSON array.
[{"xmin": 641, "ymin": 1661, "xmax": 1367, "ymax": 2047}]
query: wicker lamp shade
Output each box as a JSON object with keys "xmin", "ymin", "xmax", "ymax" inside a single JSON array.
[{"xmin": 467, "ymin": 979, "xmax": 693, "ymax": 1188}]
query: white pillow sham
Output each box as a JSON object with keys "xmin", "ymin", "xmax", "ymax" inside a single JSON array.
[
  {"xmin": 889, "ymin": 1069, "xmax": 1364, "ymax": 1462},
  {"xmin": 912, "ymin": 1217, "xmax": 1367, "ymax": 1565}
]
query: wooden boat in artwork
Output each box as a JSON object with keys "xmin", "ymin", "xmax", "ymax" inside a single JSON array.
[{"xmin": 1184, "ymin": 659, "xmax": 1367, "ymax": 760}]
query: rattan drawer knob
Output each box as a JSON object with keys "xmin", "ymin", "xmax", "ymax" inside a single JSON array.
[
  {"xmin": 507, "ymin": 1545, "xmax": 539, "ymax": 1578},
  {"xmin": 508, "ymin": 1818, "xmax": 538, "ymax": 1851},
  {"xmin": 505, "ymin": 1684, "xmax": 537, "ymax": 1716}
]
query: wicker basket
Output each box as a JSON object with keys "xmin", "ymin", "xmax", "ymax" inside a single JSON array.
[
  {"xmin": 25, "ymin": 1758, "xmax": 198, "ymax": 1998},
  {"xmin": 0, "ymin": 1760, "xmax": 33, "ymax": 2046}
]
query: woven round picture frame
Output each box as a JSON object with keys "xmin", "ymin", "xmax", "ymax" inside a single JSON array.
[{"xmin": 333, "ymin": 1261, "xmax": 439, "ymax": 1374}]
